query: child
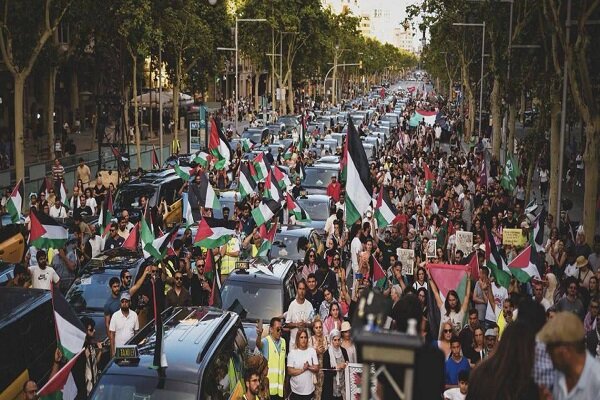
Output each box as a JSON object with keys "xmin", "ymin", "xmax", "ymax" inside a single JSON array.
[{"xmin": 443, "ymin": 370, "xmax": 469, "ymax": 400}]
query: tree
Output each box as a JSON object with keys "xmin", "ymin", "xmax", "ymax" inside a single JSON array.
[{"xmin": 0, "ymin": 0, "xmax": 71, "ymax": 182}]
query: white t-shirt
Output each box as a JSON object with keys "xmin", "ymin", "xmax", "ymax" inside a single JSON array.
[
  {"xmin": 485, "ymin": 284, "xmax": 508, "ymax": 322},
  {"xmin": 443, "ymin": 387, "xmax": 466, "ymax": 400},
  {"xmin": 350, "ymin": 237, "xmax": 362, "ymax": 273},
  {"xmin": 109, "ymin": 309, "xmax": 139, "ymax": 347},
  {"xmin": 29, "ymin": 265, "xmax": 60, "ymax": 290},
  {"xmin": 286, "ymin": 299, "xmax": 314, "ymax": 349},
  {"xmin": 439, "ymin": 305, "xmax": 465, "ymax": 335},
  {"xmin": 287, "ymin": 347, "xmax": 318, "ymax": 395}
]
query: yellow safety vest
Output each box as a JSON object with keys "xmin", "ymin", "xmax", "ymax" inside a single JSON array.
[
  {"xmin": 251, "ymin": 244, "xmax": 260, "ymax": 257},
  {"xmin": 221, "ymin": 237, "xmax": 239, "ymax": 275},
  {"xmin": 266, "ymin": 336, "xmax": 286, "ymax": 397},
  {"xmin": 171, "ymin": 138, "xmax": 181, "ymax": 155}
]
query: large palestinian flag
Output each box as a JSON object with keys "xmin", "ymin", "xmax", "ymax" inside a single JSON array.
[
  {"xmin": 239, "ymin": 162, "xmax": 257, "ymax": 199},
  {"xmin": 374, "ymin": 187, "xmax": 395, "ymax": 229},
  {"xmin": 252, "ymin": 152, "xmax": 270, "ymax": 182},
  {"xmin": 142, "ymin": 224, "xmax": 179, "ymax": 260},
  {"xmin": 252, "ymin": 199, "xmax": 282, "ymax": 227},
  {"xmin": 193, "ymin": 217, "xmax": 236, "ymax": 249},
  {"xmin": 208, "ymin": 119, "xmax": 232, "ymax": 170},
  {"xmin": 427, "ymin": 263, "xmax": 470, "ymax": 303},
  {"xmin": 344, "ymin": 118, "xmax": 372, "ymax": 227},
  {"xmin": 29, "ymin": 211, "xmax": 68, "ymax": 249},
  {"xmin": 6, "ymin": 179, "xmax": 23, "ymax": 223},
  {"xmin": 409, "ymin": 109, "xmax": 437, "ymax": 127},
  {"xmin": 285, "ymin": 193, "xmax": 311, "ymax": 223},
  {"xmin": 197, "ymin": 173, "xmax": 221, "ymax": 210},
  {"xmin": 257, "ymin": 220, "xmax": 278, "ymax": 257},
  {"xmin": 264, "ymin": 169, "xmax": 284, "ymax": 202},
  {"xmin": 484, "ymin": 227, "xmax": 511, "ymax": 288},
  {"xmin": 507, "ymin": 245, "xmax": 540, "ymax": 283}
]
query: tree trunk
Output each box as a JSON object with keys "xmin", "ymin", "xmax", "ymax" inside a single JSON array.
[
  {"xmin": 525, "ymin": 154, "xmax": 536, "ymax": 204},
  {"xmin": 254, "ymin": 72, "xmax": 260, "ymax": 114},
  {"xmin": 491, "ymin": 76, "xmax": 502, "ymax": 160},
  {"xmin": 460, "ymin": 53, "xmax": 475, "ymax": 142},
  {"xmin": 582, "ymin": 118, "xmax": 599, "ymax": 242},
  {"xmin": 519, "ymin": 89, "xmax": 526, "ymax": 124},
  {"xmin": 46, "ymin": 66, "xmax": 58, "ymax": 158},
  {"xmin": 14, "ymin": 75, "xmax": 26, "ymax": 182},
  {"xmin": 508, "ymin": 100, "xmax": 517, "ymax": 154},
  {"xmin": 123, "ymin": 83, "xmax": 130, "ymax": 143},
  {"xmin": 173, "ymin": 56, "xmax": 181, "ymax": 151},
  {"xmin": 132, "ymin": 56, "xmax": 142, "ymax": 167},
  {"xmin": 70, "ymin": 68, "xmax": 79, "ymax": 126},
  {"xmin": 548, "ymin": 84, "xmax": 561, "ymax": 221},
  {"xmin": 287, "ymin": 68, "xmax": 294, "ymax": 114},
  {"xmin": 280, "ymin": 75, "xmax": 287, "ymax": 115}
]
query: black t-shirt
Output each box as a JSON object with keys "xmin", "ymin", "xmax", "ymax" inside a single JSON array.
[
  {"xmin": 379, "ymin": 241, "xmax": 397, "ymax": 269},
  {"xmin": 93, "ymin": 184, "xmax": 106, "ymax": 205},
  {"xmin": 305, "ymin": 289, "xmax": 324, "ymax": 315}
]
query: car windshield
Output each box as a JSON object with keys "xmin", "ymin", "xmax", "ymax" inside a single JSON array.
[
  {"xmin": 363, "ymin": 146, "xmax": 375, "ymax": 159},
  {"xmin": 114, "ymin": 186, "xmax": 156, "ymax": 209},
  {"xmin": 90, "ymin": 375, "xmax": 197, "ymax": 400},
  {"xmin": 271, "ymin": 233, "xmax": 305, "ymax": 260},
  {"xmin": 241, "ymin": 131, "xmax": 262, "ymax": 143},
  {"xmin": 221, "ymin": 283, "xmax": 283, "ymax": 321},
  {"xmin": 278, "ymin": 117, "xmax": 298, "ymax": 127},
  {"xmin": 66, "ymin": 272, "xmax": 122, "ymax": 311},
  {"xmin": 296, "ymin": 198, "xmax": 329, "ymax": 220},
  {"xmin": 303, "ymin": 168, "xmax": 337, "ymax": 188}
]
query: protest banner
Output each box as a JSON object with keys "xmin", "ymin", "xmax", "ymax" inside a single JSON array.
[
  {"xmin": 397, "ymin": 248, "xmax": 415, "ymax": 275},
  {"xmin": 503, "ymin": 228, "xmax": 527, "ymax": 247},
  {"xmin": 455, "ymin": 230, "xmax": 474, "ymax": 255}
]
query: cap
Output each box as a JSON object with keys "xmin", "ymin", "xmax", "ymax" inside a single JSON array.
[
  {"xmin": 575, "ymin": 255, "xmax": 589, "ymax": 268},
  {"xmin": 341, "ymin": 321, "xmax": 351, "ymax": 332},
  {"xmin": 538, "ymin": 312, "xmax": 585, "ymax": 344},
  {"xmin": 484, "ymin": 328, "xmax": 498, "ymax": 337},
  {"xmin": 120, "ymin": 292, "xmax": 131, "ymax": 301}
]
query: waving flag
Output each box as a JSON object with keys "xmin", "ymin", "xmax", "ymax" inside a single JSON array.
[
  {"xmin": 427, "ymin": 263, "xmax": 470, "ymax": 303},
  {"xmin": 273, "ymin": 165, "xmax": 291, "ymax": 190},
  {"xmin": 252, "ymin": 199, "xmax": 282, "ymax": 227},
  {"xmin": 252, "ymin": 152, "xmax": 270, "ymax": 182},
  {"xmin": 111, "ymin": 146, "xmax": 129, "ymax": 163},
  {"xmin": 182, "ymin": 192, "xmax": 195, "ymax": 227},
  {"xmin": 344, "ymin": 118, "xmax": 372, "ymax": 227},
  {"xmin": 285, "ymin": 193, "xmax": 311, "ymax": 223},
  {"xmin": 193, "ymin": 217, "xmax": 236, "ymax": 249},
  {"xmin": 508, "ymin": 245, "xmax": 540, "ymax": 283},
  {"xmin": 6, "ymin": 179, "xmax": 23, "ymax": 223},
  {"xmin": 423, "ymin": 162, "xmax": 434, "ymax": 194},
  {"xmin": 208, "ymin": 119, "xmax": 231, "ymax": 170},
  {"xmin": 532, "ymin": 208, "xmax": 547, "ymax": 253},
  {"xmin": 283, "ymin": 144, "xmax": 294, "ymax": 160},
  {"xmin": 484, "ymin": 227, "xmax": 511, "ymax": 288},
  {"xmin": 190, "ymin": 151, "xmax": 211, "ymax": 168},
  {"xmin": 239, "ymin": 163, "xmax": 257, "ymax": 199},
  {"xmin": 197, "ymin": 173, "xmax": 221, "ymax": 210},
  {"xmin": 205, "ymin": 250, "xmax": 221, "ymax": 307},
  {"xmin": 173, "ymin": 164, "xmax": 191, "ymax": 181},
  {"xmin": 500, "ymin": 153, "xmax": 520, "ymax": 192},
  {"xmin": 122, "ymin": 223, "xmax": 139, "ymax": 251},
  {"xmin": 29, "ymin": 211, "xmax": 68, "ymax": 249},
  {"xmin": 99, "ymin": 190, "xmax": 114, "ymax": 237},
  {"xmin": 374, "ymin": 187, "xmax": 396, "ymax": 229},
  {"xmin": 142, "ymin": 224, "xmax": 179, "ymax": 260},
  {"xmin": 264, "ymin": 169, "xmax": 284, "ymax": 202},
  {"xmin": 152, "ymin": 146, "xmax": 160, "ymax": 169},
  {"xmin": 257, "ymin": 220, "xmax": 278, "ymax": 257}
]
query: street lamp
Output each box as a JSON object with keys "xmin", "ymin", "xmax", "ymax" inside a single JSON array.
[
  {"xmin": 453, "ymin": 22, "xmax": 486, "ymax": 139},
  {"xmin": 218, "ymin": 17, "xmax": 267, "ymax": 134}
]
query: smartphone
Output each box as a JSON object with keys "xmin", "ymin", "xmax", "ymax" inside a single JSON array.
[{"xmin": 355, "ymin": 273, "xmax": 363, "ymax": 280}]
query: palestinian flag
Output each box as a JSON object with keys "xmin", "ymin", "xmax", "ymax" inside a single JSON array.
[
  {"xmin": 204, "ymin": 250, "xmax": 221, "ymax": 307},
  {"xmin": 174, "ymin": 163, "xmax": 191, "ymax": 181},
  {"xmin": 39, "ymin": 177, "xmax": 52, "ymax": 198},
  {"xmin": 257, "ymin": 220, "xmax": 278, "ymax": 257},
  {"xmin": 142, "ymin": 222, "xmax": 179, "ymax": 260},
  {"xmin": 423, "ymin": 162, "xmax": 434, "ymax": 194},
  {"xmin": 507, "ymin": 245, "xmax": 540, "ymax": 283},
  {"xmin": 484, "ymin": 227, "xmax": 511, "ymax": 288},
  {"xmin": 190, "ymin": 151, "xmax": 211, "ymax": 168},
  {"xmin": 239, "ymin": 163, "xmax": 257, "ymax": 199},
  {"xmin": 372, "ymin": 256, "xmax": 386, "ymax": 284},
  {"xmin": 6, "ymin": 179, "xmax": 23, "ymax": 223},
  {"xmin": 340, "ymin": 134, "xmax": 348, "ymax": 182},
  {"xmin": 500, "ymin": 153, "xmax": 520, "ymax": 192},
  {"xmin": 193, "ymin": 217, "xmax": 235, "ymax": 249},
  {"xmin": 374, "ymin": 187, "xmax": 396, "ymax": 229},
  {"xmin": 58, "ymin": 181, "xmax": 67, "ymax": 205},
  {"xmin": 111, "ymin": 146, "xmax": 129, "ymax": 163},
  {"xmin": 208, "ymin": 119, "xmax": 231, "ymax": 170},
  {"xmin": 252, "ymin": 152, "xmax": 270, "ymax": 182},
  {"xmin": 532, "ymin": 207, "xmax": 547, "ymax": 253},
  {"xmin": 427, "ymin": 263, "xmax": 470, "ymax": 303},
  {"xmin": 344, "ymin": 118, "xmax": 372, "ymax": 227},
  {"xmin": 264, "ymin": 169, "xmax": 284, "ymax": 202},
  {"xmin": 252, "ymin": 199, "xmax": 282, "ymax": 227},
  {"xmin": 241, "ymin": 138, "xmax": 253, "ymax": 152},
  {"xmin": 99, "ymin": 190, "xmax": 114, "ymax": 237},
  {"xmin": 38, "ymin": 349, "xmax": 83, "ymax": 400},
  {"xmin": 298, "ymin": 115, "xmax": 307, "ymax": 152},
  {"xmin": 283, "ymin": 144, "xmax": 294, "ymax": 160},
  {"xmin": 197, "ymin": 173, "xmax": 221, "ymax": 210},
  {"xmin": 29, "ymin": 211, "xmax": 68, "ymax": 249},
  {"xmin": 466, "ymin": 251, "xmax": 480, "ymax": 281},
  {"xmin": 479, "ymin": 157, "xmax": 487, "ymax": 188},
  {"xmin": 53, "ymin": 291, "xmax": 86, "ymax": 359},
  {"xmin": 152, "ymin": 146, "xmax": 160, "ymax": 169},
  {"xmin": 273, "ymin": 165, "xmax": 291, "ymax": 190},
  {"xmin": 285, "ymin": 193, "xmax": 311, "ymax": 223},
  {"xmin": 182, "ymin": 192, "xmax": 195, "ymax": 227},
  {"xmin": 122, "ymin": 223, "xmax": 139, "ymax": 251}
]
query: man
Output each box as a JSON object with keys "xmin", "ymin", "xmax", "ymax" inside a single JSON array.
[
  {"xmin": 350, "ymin": 223, "xmax": 367, "ymax": 275},
  {"xmin": 165, "ymin": 271, "xmax": 192, "ymax": 307},
  {"xmin": 108, "ymin": 292, "xmax": 139, "ymax": 357},
  {"xmin": 555, "ymin": 277, "xmax": 585, "ymax": 319},
  {"xmin": 28, "ymin": 250, "xmax": 60, "ymax": 291},
  {"xmin": 220, "ymin": 227, "xmax": 241, "ymax": 284},
  {"xmin": 532, "ymin": 280, "xmax": 552, "ymax": 311},
  {"xmin": 237, "ymin": 369, "xmax": 262, "ymax": 400},
  {"xmin": 538, "ymin": 312, "xmax": 600, "ymax": 399},
  {"xmin": 285, "ymin": 280, "xmax": 314, "ymax": 349},
  {"xmin": 51, "ymin": 158, "xmax": 65, "ymax": 192},
  {"xmin": 88, "ymin": 224, "xmax": 104, "ymax": 258},
  {"xmin": 76, "ymin": 158, "xmax": 92, "ymax": 188},
  {"xmin": 575, "ymin": 256, "xmax": 594, "ymax": 290},
  {"xmin": 190, "ymin": 255, "xmax": 212, "ymax": 306},
  {"xmin": 188, "ymin": 173, "xmax": 204, "ymax": 222},
  {"xmin": 335, "ymin": 192, "xmax": 346, "ymax": 215},
  {"xmin": 104, "ymin": 277, "xmax": 123, "ymax": 336},
  {"xmin": 326, "ymin": 175, "xmax": 341, "ymax": 202},
  {"xmin": 256, "ymin": 317, "xmax": 286, "ymax": 400},
  {"xmin": 49, "ymin": 199, "xmax": 67, "ymax": 218},
  {"xmin": 6, "ymin": 264, "xmax": 29, "ymax": 288},
  {"xmin": 484, "ymin": 328, "xmax": 497, "ymax": 357},
  {"xmin": 69, "ymin": 186, "xmax": 81, "ymax": 211},
  {"xmin": 458, "ymin": 310, "xmax": 480, "ymax": 352},
  {"xmin": 104, "ymin": 223, "xmax": 124, "ymax": 251},
  {"xmin": 120, "ymin": 210, "xmax": 135, "ymax": 232},
  {"xmin": 51, "ymin": 242, "xmax": 78, "ymax": 294},
  {"xmin": 315, "ymin": 259, "xmax": 337, "ymax": 294},
  {"xmin": 445, "ymin": 337, "xmax": 470, "ymax": 388},
  {"xmin": 77, "ymin": 317, "xmax": 102, "ymax": 396},
  {"xmin": 116, "ymin": 218, "xmax": 130, "ymax": 240},
  {"xmin": 305, "ymin": 273, "xmax": 324, "ymax": 315},
  {"xmin": 291, "ymin": 176, "xmax": 305, "ymax": 199},
  {"xmin": 443, "ymin": 370, "xmax": 469, "ymax": 400}
]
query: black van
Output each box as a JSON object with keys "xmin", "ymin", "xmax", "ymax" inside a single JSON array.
[
  {"xmin": 0, "ymin": 289, "xmax": 57, "ymax": 400},
  {"xmin": 89, "ymin": 307, "xmax": 248, "ymax": 400}
]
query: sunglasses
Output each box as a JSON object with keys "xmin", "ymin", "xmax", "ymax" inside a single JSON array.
[
  {"xmin": 124, "ymin": 275, "xmax": 131, "ymax": 279},
  {"xmin": 175, "ymin": 276, "xmax": 183, "ymax": 281},
  {"xmin": 443, "ymin": 329, "xmax": 453, "ymax": 333}
]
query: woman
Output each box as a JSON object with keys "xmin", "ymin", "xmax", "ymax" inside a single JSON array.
[
  {"xmin": 331, "ymin": 253, "xmax": 346, "ymax": 292},
  {"xmin": 287, "ymin": 328, "xmax": 319, "ymax": 400},
  {"xmin": 467, "ymin": 321, "xmax": 539, "ymax": 400},
  {"xmin": 76, "ymin": 178, "xmax": 85, "ymax": 192},
  {"xmin": 545, "ymin": 273, "xmax": 558, "ymax": 306},
  {"xmin": 416, "ymin": 287, "xmax": 430, "ymax": 339},
  {"xmin": 310, "ymin": 318, "xmax": 328, "ymax": 400},
  {"xmin": 323, "ymin": 302, "xmax": 343, "ymax": 337},
  {"xmin": 550, "ymin": 240, "xmax": 567, "ymax": 278},
  {"xmin": 92, "ymin": 175, "xmax": 106, "ymax": 205},
  {"xmin": 319, "ymin": 288, "xmax": 337, "ymax": 321},
  {"xmin": 491, "ymin": 215, "xmax": 503, "ymax": 246},
  {"xmin": 324, "ymin": 238, "xmax": 339, "ymax": 267},
  {"xmin": 436, "ymin": 322, "xmax": 453, "ymax": 359},
  {"xmin": 322, "ymin": 330, "xmax": 349, "ymax": 400},
  {"xmin": 331, "ymin": 220, "xmax": 346, "ymax": 249},
  {"xmin": 588, "ymin": 276, "xmax": 599, "ymax": 299},
  {"xmin": 340, "ymin": 321, "xmax": 357, "ymax": 363},
  {"xmin": 465, "ymin": 327, "xmax": 486, "ymax": 366},
  {"xmin": 429, "ymin": 269, "xmax": 471, "ymax": 334},
  {"xmin": 301, "ymin": 249, "xmax": 319, "ymax": 281},
  {"xmin": 84, "ymin": 188, "xmax": 97, "ymax": 216}
]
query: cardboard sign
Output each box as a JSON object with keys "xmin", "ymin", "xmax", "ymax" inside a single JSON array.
[
  {"xmin": 455, "ymin": 230, "xmax": 474, "ymax": 255},
  {"xmin": 426, "ymin": 239, "xmax": 437, "ymax": 259},
  {"xmin": 503, "ymin": 228, "xmax": 527, "ymax": 247},
  {"xmin": 397, "ymin": 248, "xmax": 416, "ymax": 275}
]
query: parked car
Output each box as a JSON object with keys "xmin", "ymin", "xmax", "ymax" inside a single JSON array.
[
  {"xmin": 271, "ymin": 226, "xmax": 323, "ymax": 261},
  {"xmin": 302, "ymin": 165, "xmax": 340, "ymax": 195},
  {"xmin": 295, "ymin": 194, "xmax": 333, "ymax": 231},
  {"xmin": 241, "ymin": 127, "xmax": 269, "ymax": 144}
]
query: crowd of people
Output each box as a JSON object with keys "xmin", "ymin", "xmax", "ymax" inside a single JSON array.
[{"xmin": 5, "ymin": 80, "xmax": 600, "ymax": 400}]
